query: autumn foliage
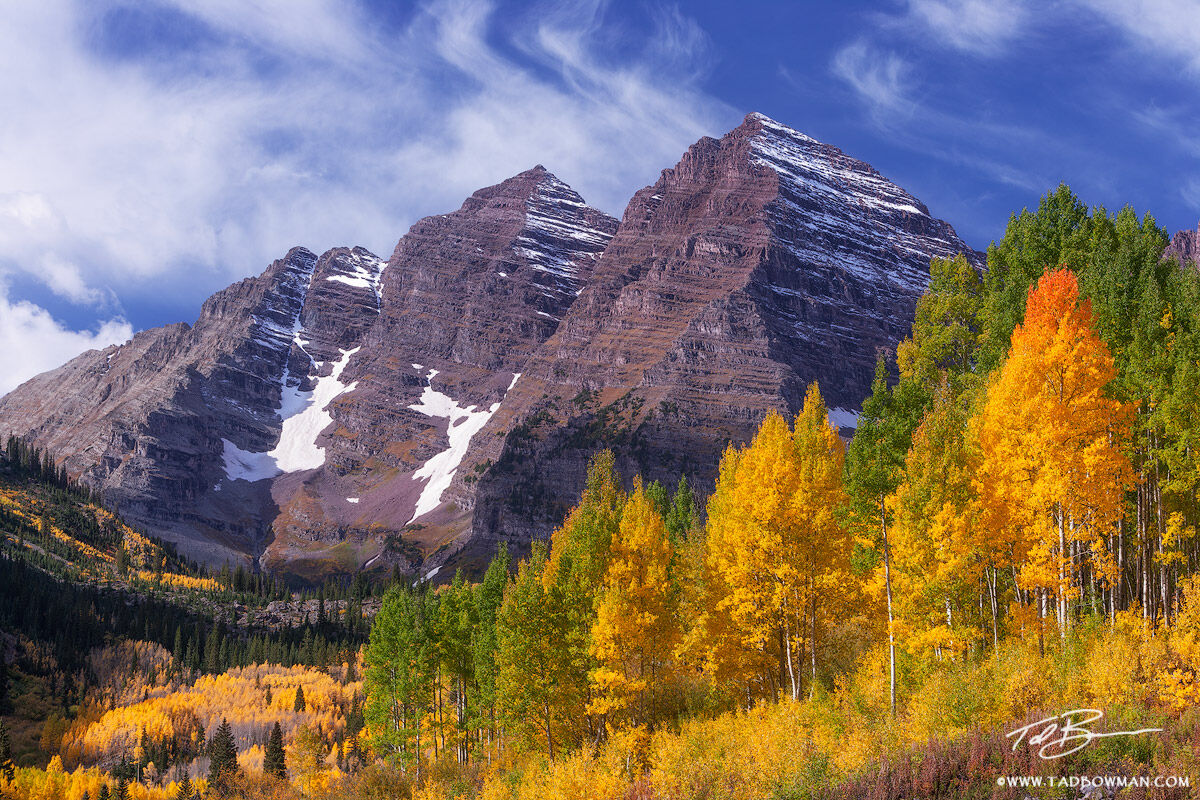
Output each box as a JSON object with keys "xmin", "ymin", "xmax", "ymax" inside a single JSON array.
[{"xmin": 12, "ymin": 188, "xmax": 1200, "ymax": 800}]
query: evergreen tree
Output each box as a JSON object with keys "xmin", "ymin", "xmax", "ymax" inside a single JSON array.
[
  {"xmin": 175, "ymin": 771, "xmax": 192, "ymax": 800},
  {"xmin": 293, "ymin": 683, "xmax": 306, "ymax": 712},
  {"xmin": 0, "ymin": 718, "xmax": 13, "ymax": 782},
  {"xmin": 97, "ymin": 785, "xmax": 110, "ymax": 800},
  {"xmin": 204, "ymin": 626, "xmax": 222, "ymax": 674},
  {"xmin": 113, "ymin": 779, "xmax": 128, "ymax": 800},
  {"xmin": 664, "ymin": 475, "xmax": 697, "ymax": 547},
  {"xmin": 114, "ymin": 543, "xmax": 129, "ymax": 577},
  {"xmin": 264, "ymin": 722, "xmax": 287, "ymax": 779},
  {"xmin": 207, "ymin": 718, "xmax": 240, "ymax": 786}
]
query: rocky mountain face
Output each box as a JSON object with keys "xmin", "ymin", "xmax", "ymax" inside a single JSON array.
[
  {"xmin": 0, "ymin": 114, "xmax": 979, "ymax": 580},
  {"xmin": 1165, "ymin": 222, "xmax": 1200, "ymax": 268},
  {"xmin": 458, "ymin": 113, "xmax": 982, "ymax": 562}
]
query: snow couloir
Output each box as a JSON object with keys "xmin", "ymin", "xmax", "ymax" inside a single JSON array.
[
  {"xmin": 406, "ymin": 369, "xmax": 521, "ymax": 524},
  {"xmin": 221, "ymin": 346, "xmax": 361, "ymax": 481}
]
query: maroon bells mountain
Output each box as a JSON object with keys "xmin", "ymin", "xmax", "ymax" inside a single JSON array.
[
  {"xmin": 0, "ymin": 114, "xmax": 981, "ymax": 581},
  {"xmin": 1165, "ymin": 221, "xmax": 1200, "ymax": 269}
]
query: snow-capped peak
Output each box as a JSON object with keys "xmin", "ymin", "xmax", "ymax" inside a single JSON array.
[{"xmin": 744, "ymin": 111, "xmax": 970, "ymax": 293}]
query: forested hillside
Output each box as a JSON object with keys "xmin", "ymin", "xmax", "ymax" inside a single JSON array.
[{"xmin": 3, "ymin": 186, "xmax": 1200, "ymax": 800}]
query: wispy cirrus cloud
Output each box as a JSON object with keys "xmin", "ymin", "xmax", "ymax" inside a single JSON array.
[
  {"xmin": 829, "ymin": 37, "xmax": 1045, "ymax": 192},
  {"xmin": 896, "ymin": 0, "xmax": 1031, "ymax": 56},
  {"xmin": 1077, "ymin": 0, "xmax": 1200, "ymax": 73},
  {"xmin": 831, "ymin": 40, "xmax": 915, "ymax": 119}
]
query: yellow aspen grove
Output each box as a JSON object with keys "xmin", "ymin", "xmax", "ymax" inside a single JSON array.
[
  {"xmin": 589, "ymin": 481, "xmax": 679, "ymax": 731},
  {"xmin": 975, "ymin": 269, "xmax": 1133, "ymax": 639},
  {"xmin": 704, "ymin": 383, "xmax": 850, "ymax": 703}
]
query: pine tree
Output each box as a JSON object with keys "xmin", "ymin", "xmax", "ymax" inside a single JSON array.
[
  {"xmin": 264, "ymin": 722, "xmax": 287, "ymax": 779},
  {"xmin": 664, "ymin": 475, "xmax": 697, "ymax": 548},
  {"xmin": 97, "ymin": 785, "xmax": 110, "ymax": 800},
  {"xmin": 0, "ymin": 718, "xmax": 13, "ymax": 782},
  {"xmin": 207, "ymin": 718, "xmax": 240, "ymax": 786},
  {"xmin": 204, "ymin": 625, "xmax": 221, "ymax": 674},
  {"xmin": 175, "ymin": 770, "xmax": 193, "ymax": 800},
  {"xmin": 293, "ymin": 683, "xmax": 306, "ymax": 712},
  {"xmin": 115, "ymin": 543, "xmax": 129, "ymax": 577}
]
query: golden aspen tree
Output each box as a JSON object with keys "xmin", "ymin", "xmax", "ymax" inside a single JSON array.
[
  {"xmin": 975, "ymin": 269, "xmax": 1133, "ymax": 639},
  {"xmin": 888, "ymin": 383, "xmax": 983, "ymax": 660},
  {"xmin": 705, "ymin": 384, "xmax": 849, "ymax": 703},
  {"xmin": 589, "ymin": 481, "xmax": 679, "ymax": 731},
  {"xmin": 790, "ymin": 383, "xmax": 853, "ymax": 694}
]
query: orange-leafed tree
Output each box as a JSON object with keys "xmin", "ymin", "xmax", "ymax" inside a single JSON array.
[
  {"xmin": 975, "ymin": 268, "xmax": 1133, "ymax": 639},
  {"xmin": 589, "ymin": 481, "xmax": 679, "ymax": 731}
]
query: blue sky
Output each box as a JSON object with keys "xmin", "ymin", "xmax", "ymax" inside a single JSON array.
[{"xmin": 1, "ymin": 0, "xmax": 1199, "ymax": 394}]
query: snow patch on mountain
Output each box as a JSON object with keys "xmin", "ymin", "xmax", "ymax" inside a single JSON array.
[
  {"xmin": 222, "ymin": 346, "xmax": 361, "ymax": 481},
  {"xmin": 406, "ymin": 371, "xmax": 521, "ymax": 523},
  {"xmin": 325, "ymin": 249, "xmax": 387, "ymax": 302},
  {"xmin": 514, "ymin": 174, "xmax": 613, "ymax": 294},
  {"xmin": 747, "ymin": 113, "xmax": 969, "ymax": 293}
]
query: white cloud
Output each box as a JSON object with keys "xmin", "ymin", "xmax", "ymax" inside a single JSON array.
[
  {"xmin": 831, "ymin": 40, "xmax": 914, "ymax": 118},
  {"xmin": 1078, "ymin": 0, "xmax": 1200, "ymax": 73},
  {"xmin": 1183, "ymin": 177, "xmax": 1200, "ymax": 212},
  {"xmin": 0, "ymin": 0, "xmax": 733, "ymax": 334},
  {"xmin": 0, "ymin": 286, "xmax": 132, "ymax": 396},
  {"xmin": 899, "ymin": 0, "xmax": 1030, "ymax": 55},
  {"xmin": 39, "ymin": 255, "xmax": 111, "ymax": 307}
]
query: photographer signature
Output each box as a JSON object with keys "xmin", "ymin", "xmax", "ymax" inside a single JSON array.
[{"xmin": 1006, "ymin": 709, "xmax": 1162, "ymax": 759}]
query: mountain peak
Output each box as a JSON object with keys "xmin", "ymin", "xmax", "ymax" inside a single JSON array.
[
  {"xmin": 741, "ymin": 111, "xmax": 818, "ymax": 144},
  {"xmin": 1165, "ymin": 221, "xmax": 1200, "ymax": 268}
]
